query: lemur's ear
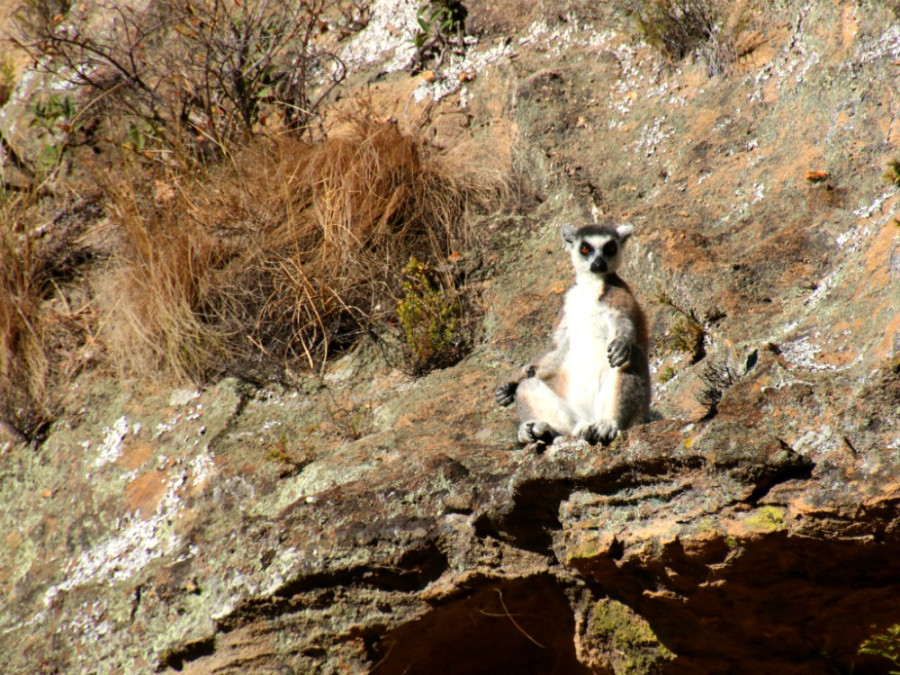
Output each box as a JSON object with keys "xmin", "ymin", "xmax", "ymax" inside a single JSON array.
[
  {"xmin": 561, "ymin": 224, "xmax": 578, "ymax": 245},
  {"xmin": 616, "ymin": 224, "xmax": 634, "ymax": 241}
]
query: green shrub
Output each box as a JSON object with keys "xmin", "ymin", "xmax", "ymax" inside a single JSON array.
[
  {"xmin": 397, "ymin": 257, "xmax": 463, "ymax": 374},
  {"xmin": 410, "ymin": 0, "xmax": 468, "ymax": 71},
  {"xmin": 655, "ymin": 291, "xmax": 706, "ymax": 364}
]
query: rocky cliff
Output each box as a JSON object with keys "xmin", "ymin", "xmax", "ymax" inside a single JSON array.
[{"xmin": 1, "ymin": 1, "xmax": 899, "ymax": 673}]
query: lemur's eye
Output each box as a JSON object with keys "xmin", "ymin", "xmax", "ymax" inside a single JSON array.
[
  {"xmin": 602, "ymin": 241, "xmax": 618, "ymax": 257},
  {"xmin": 579, "ymin": 243, "xmax": 592, "ymax": 256}
]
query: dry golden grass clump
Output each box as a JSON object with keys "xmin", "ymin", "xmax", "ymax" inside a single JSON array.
[
  {"xmin": 0, "ymin": 193, "xmax": 97, "ymax": 441},
  {"xmin": 100, "ymin": 175, "xmax": 229, "ymax": 382},
  {"xmin": 102, "ymin": 117, "xmax": 505, "ymax": 382},
  {"xmin": 1, "ymin": 115, "xmax": 505, "ymax": 438},
  {"xmin": 0, "ymin": 200, "xmax": 49, "ymax": 439}
]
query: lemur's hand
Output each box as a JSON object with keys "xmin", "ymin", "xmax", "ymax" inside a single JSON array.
[
  {"xmin": 494, "ymin": 382, "xmax": 518, "ymax": 407},
  {"xmin": 607, "ymin": 337, "xmax": 631, "ymax": 368}
]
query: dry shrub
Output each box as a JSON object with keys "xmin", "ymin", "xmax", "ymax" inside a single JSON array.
[
  {"xmin": 101, "ymin": 117, "xmax": 505, "ymax": 382},
  {"xmin": 14, "ymin": 0, "xmax": 351, "ymax": 159},
  {"xmin": 631, "ymin": 0, "xmax": 720, "ymax": 61},
  {"xmin": 627, "ymin": 0, "xmax": 745, "ymax": 76}
]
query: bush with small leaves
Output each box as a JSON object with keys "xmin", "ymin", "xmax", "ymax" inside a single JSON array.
[
  {"xmin": 409, "ymin": 0, "xmax": 469, "ymax": 72},
  {"xmin": 397, "ymin": 257, "xmax": 463, "ymax": 375}
]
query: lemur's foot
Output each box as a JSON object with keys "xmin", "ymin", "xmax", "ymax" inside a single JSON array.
[
  {"xmin": 574, "ymin": 419, "xmax": 620, "ymax": 445},
  {"xmin": 494, "ymin": 382, "xmax": 518, "ymax": 407},
  {"xmin": 518, "ymin": 421, "xmax": 558, "ymax": 445}
]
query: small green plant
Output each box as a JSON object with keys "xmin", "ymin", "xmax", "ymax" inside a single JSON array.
[
  {"xmin": 409, "ymin": 0, "xmax": 468, "ymax": 71},
  {"xmin": 264, "ymin": 434, "xmax": 309, "ymax": 477},
  {"xmin": 883, "ymin": 159, "xmax": 900, "ymax": 187},
  {"xmin": 668, "ymin": 316, "xmax": 705, "ymax": 358},
  {"xmin": 859, "ymin": 624, "xmax": 900, "ymax": 674},
  {"xmin": 0, "ymin": 55, "xmax": 17, "ymax": 107},
  {"xmin": 655, "ymin": 290, "xmax": 706, "ymax": 364},
  {"xmin": 29, "ymin": 94, "xmax": 81, "ymax": 174},
  {"xmin": 397, "ymin": 257, "xmax": 462, "ymax": 374},
  {"xmin": 658, "ymin": 365, "xmax": 678, "ymax": 383},
  {"xmin": 125, "ymin": 121, "xmax": 159, "ymax": 155},
  {"xmin": 30, "ymin": 95, "xmax": 77, "ymax": 136}
]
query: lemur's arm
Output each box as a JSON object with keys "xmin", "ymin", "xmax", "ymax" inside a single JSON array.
[
  {"xmin": 607, "ymin": 307, "xmax": 636, "ymax": 368},
  {"xmin": 530, "ymin": 316, "xmax": 568, "ymax": 379},
  {"xmin": 495, "ymin": 313, "xmax": 567, "ymax": 407}
]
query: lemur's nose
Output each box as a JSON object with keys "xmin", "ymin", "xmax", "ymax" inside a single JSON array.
[{"xmin": 591, "ymin": 257, "xmax": 608, "ymax": 274}]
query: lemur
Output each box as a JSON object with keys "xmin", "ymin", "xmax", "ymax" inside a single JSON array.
[{"xmin": 495, "ymin": 223, "xmax": 650, "ymax": 446}]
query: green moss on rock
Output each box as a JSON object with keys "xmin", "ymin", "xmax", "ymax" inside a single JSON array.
[
  {"xmin": 582, "ymin": 598, "xmax": 675, "ymax": 674},
  {"xmin": 742, "ymin": 505, "xmax": 786, "ymax": 533}
]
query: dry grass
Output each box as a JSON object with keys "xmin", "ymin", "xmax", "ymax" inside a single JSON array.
[
  {"xmin": 627, "ymin": 0, "xmax": 754, "ymax": 76},
  {"xmin": 99, "ymin": 172, "xmax": 231, "ymax": 382},
  {"xmin": 0, "ymin": 197, "xmax": 49, "ymax": 439},
  {"xmin": 1, "ymin": 112, "xmax": 506, "ymax": 433},
  {"xmin": 0, "ymin": 193, "xmax": 97, "ymax": 440},
  {"xmin": 100, "ymin": 116, "xmax": 506, "ymax": 382},
  {"xmin": 2, "ymin": 3, "xmax": 507, "ymax": 439}
]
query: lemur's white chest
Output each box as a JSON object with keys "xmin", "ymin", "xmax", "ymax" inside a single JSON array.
[
  {"xmin": 561, "ymin": 281, "xmax": 616, "ymax": 415},
  {"xmin": 564, "ymin": 283, "xmax": 613, "ymax": 350}
]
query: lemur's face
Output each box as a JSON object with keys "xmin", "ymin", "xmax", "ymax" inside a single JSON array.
[{"xmin": 561, "ymin": 223, "xmax": 632, "ymax": 278}]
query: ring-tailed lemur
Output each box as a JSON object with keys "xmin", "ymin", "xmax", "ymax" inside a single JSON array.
[{"xmin": 495, "ymin": 223, "xmax": 650, "ymax": 445}]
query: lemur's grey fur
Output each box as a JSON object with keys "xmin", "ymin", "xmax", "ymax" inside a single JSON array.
[{"xmin": 495, "ymin": 223, "xmax": 650, "ymax": 445}]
